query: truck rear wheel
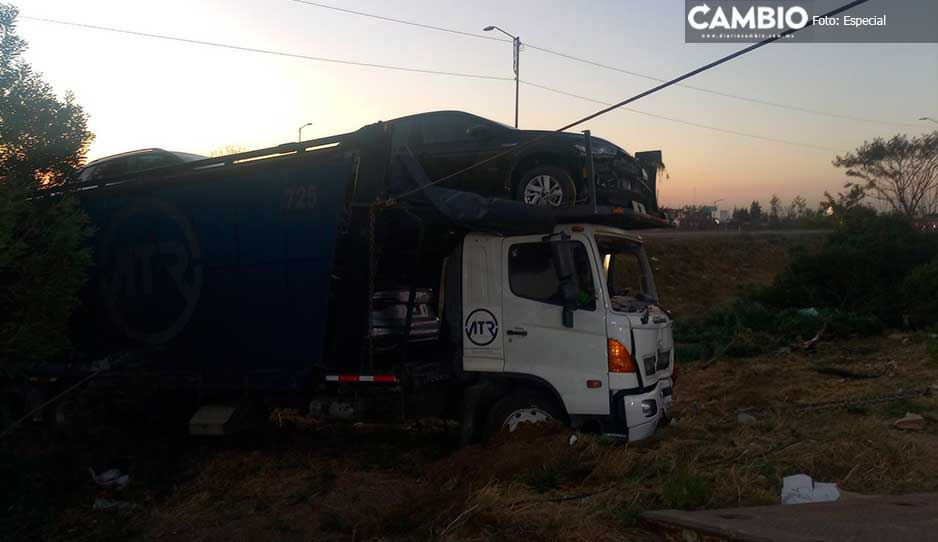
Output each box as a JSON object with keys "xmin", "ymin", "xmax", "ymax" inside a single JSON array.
[{"xmin": 483, "ymin": 390, "xmax": 564, "ymax": 441}]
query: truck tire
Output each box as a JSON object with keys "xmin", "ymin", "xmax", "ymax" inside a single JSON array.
[
  {"xmin": 483, "ymin": 389, "xmax": 564, "ymax": 441},
  {"xmin": 514, "ymin": 166, "xmax": 576, "ymax": 207}
]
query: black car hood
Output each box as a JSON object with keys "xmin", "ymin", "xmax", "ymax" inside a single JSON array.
[{"xmin": 513, "ymin": 130, "xmax": 631, "ymax": 157}]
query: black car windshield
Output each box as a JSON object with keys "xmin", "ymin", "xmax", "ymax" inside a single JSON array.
[{"xmin": 595, "ymin": 235, "xmax": 658, "ymax": 312}]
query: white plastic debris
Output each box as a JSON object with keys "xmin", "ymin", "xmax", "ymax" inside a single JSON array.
[
  {"xmin": 781, "ymin": 474, "xmax": 840, "ymax": 504},
  {"xmin": 568, "ymin": 434, "xmax": 578, "ymax": 446},
  {"xmin": 89, "ymin": 468, "xmax": 130, "ymax": 490}
]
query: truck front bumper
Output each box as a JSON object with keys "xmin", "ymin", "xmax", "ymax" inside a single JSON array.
[{"xmin": 604, "ymin": 381, "xmax": 668, "ymax": 442}]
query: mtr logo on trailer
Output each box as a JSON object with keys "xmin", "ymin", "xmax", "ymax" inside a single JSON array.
[{"xmin": 687, "ymin": 2, "xmax": 810, "ymax": 31}]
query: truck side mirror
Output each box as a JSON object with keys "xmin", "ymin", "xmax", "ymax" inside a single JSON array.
[{"xmin": 551, "ymin": 242, "xmax": 579, "ymax": 328}]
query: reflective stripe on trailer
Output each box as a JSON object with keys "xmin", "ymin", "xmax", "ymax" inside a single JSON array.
[{"xmin": 325, "ymin": 375, "xmax": 397, "ymax": 383}]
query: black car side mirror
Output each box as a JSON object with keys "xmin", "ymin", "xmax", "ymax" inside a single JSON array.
[{"xmin": 467, "ymin": 125, "xmax": 493, "ymax": 140}]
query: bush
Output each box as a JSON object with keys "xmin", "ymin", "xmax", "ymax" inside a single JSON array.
[
  {"xmin": 903, "ymin": 258, "xmax": 938, "ymax": 327},
  {"xmin": 758, "ymin": 209, "xmax": 936, "ymax": 327}
]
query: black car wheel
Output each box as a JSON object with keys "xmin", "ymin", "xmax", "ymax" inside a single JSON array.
[{"xmin": 515, "ymin": 166, "xmax": 576, "ymax": 207}]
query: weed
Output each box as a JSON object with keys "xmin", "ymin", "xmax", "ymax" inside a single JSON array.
[
  {"xmin": 523, "ymin": 465, "xmax": 560, "ymax": 493},
  {"xmin": 927, "ymin": 337, "xmax": 938, "ymax": 366},
  {"xmin": 661, "ymin": 469, "xmax": 711, "ymax": 509},
  {"xmin": 617, "ymin": 503, "xmax": 645, "ymax": 527}
]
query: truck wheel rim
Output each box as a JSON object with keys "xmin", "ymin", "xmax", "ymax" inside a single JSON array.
[
  {"xmin": 523, "ymin": 175, "xmax": 564, "ymax": 207},
  {"xmin": 503, "ymin": 408, "xmax": 553, "ymax": 432}
]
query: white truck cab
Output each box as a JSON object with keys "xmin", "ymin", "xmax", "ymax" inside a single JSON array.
[{"xmin": 461, "ymin": 223, "xmax": 674, "ymax": 441}]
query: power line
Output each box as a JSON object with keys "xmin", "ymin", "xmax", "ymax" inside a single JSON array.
[
  {"xmin": 520, "ymin": 81, "xmax": 844, "ymax": 153},
  {"xmin": 286, "ymin": 0, "xmax": 919, "ymax": 129},
  {"xmin": 390, "ymin": 0, "xmax": 870, "ymax": 199},
  {"xmin": 286, "ymin": 0, "xmax": 510, "ymax": 43},
  {"xmin": 523, "ymin": 44, "xmax": 921, "ymax": 129},
  {"xmin": 19, "ymin": 15, "xmax": 513, "ymax": 82}
]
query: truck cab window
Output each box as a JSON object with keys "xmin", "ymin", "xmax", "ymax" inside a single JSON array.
[
  {"xmin": 509, "ymin": 241, "xmax": 595, "ymax": 311},
  {"xmin": 596, "ymin": 235, "xmax": 658, "ymax": 312}
]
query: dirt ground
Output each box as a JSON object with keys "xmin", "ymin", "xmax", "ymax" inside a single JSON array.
[{"xmin": 4, "ymin": 234, "xmax": 938, "ymax": 542}]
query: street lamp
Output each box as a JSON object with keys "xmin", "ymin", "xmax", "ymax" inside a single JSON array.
[
  {"xmin": 919, "ymin": 117, "xmax": 938, "ymax": 126},
  {"xmin": 483, "ymin": 25, "xmax": 520, "ymax": 128},
  {"xmin": 298, "ymin": 122, "xmax": 313, "ymax": 142}
]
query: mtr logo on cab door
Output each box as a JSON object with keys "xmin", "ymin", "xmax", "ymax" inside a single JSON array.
[{"xmin": 465, "ymin": 309, "xmax": 498, "ymax": 347}]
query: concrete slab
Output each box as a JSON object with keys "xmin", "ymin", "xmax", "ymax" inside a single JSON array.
[{"xmin": 642, "ymin": 493, "xmax": 938, "ymax": 542}]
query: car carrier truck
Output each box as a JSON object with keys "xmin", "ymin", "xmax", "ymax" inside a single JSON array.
[{"xmin": 38, "ymin": 121, "xmax": 675, "ymax": 443}]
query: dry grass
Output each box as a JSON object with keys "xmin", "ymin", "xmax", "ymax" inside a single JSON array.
[{"xmin": 51, "ymin": 335, "xmax": 925, "ymax": 542}]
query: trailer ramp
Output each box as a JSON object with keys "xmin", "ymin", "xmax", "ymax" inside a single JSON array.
[{"xmin": 642, "ymin": 493, "xmax": 938, "ymax": 542}]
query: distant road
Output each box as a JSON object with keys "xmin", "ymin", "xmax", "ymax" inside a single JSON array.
[{"xmin": 639, "ymin": 229, "xmax": 831, "ymax": 240}]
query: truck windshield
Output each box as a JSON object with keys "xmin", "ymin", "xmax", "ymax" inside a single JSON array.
[{"xmin": 595, "ymin": 235, "xmax": 658, "ymax": 312}]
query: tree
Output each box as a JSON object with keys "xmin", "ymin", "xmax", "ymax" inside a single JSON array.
[
  {"xmin": 833, "ymin": 132, "xmax": 938, "ymax": 217},
  {"xmin": 749, "ymin": 200, "xmax": 763, "ymax": 223},
  {"xmin": 208, "ymin": 144, "xmax": 246, "ymax": 157},
  {"xmin": 769, "ymin": 194, "xmax": 781, "ymax": 224},
  {"xmin": 0, "ymin": 4, "xmax": 93, "ymax": 369},
  {"xmin": 822, "ymin": 182, "xmax": 867, "ymax": 217},
  {"xmin": 787, "ymin": 195, "xmax": 807, "ymax": 220},
  {"xmin": 732, "ymin": 206, "xmax": 750, "ymax": 221}
]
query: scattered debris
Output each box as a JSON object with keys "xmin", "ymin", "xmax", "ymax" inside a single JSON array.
[
  {"xmin": 781, "ymin": 474, "xmax": 840, "ymax": 504},
  {"xmin": 90, "ymin": 468, "xmax": 131, "ymax": 512},
  {"xmin": 802, "ymin": 323, "xmax": 827, "ymax": 351},
  {"xmin": 777, "ymin": 346, "xmax": 792, "ymax": 354},
  {"xmin": 568, "ymin": 434, "xmax": 578, "ymax": 446},
  {"xmin": 90, "ymin": 468, "xmax": 129, "ymax": 490},
  {"xmin": 894, "ymin": 412, "xmax": 926, "ymax": 431}
]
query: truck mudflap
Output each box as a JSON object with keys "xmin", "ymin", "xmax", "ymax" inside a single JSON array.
[{"xmin": 607, "ymin": 381, "xmax": 668, "ymax": 442}]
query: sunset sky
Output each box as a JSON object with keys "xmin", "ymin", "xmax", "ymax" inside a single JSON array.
[{"xmin": 15, "ymin": 0, "xmax": 938, "ymax": 209}]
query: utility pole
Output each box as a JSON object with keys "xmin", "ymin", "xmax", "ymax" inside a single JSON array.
[{"xmin": 483, "ymin": 25, "xmax": 520, "ymax": 128}]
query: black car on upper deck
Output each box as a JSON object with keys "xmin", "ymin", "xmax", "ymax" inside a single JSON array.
[{"xmin": 384, "ymin": 110, "xmax": 660, "ymax": 210}]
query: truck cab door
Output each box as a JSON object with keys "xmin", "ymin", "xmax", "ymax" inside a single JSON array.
[{"xmin": 501, "ymin": 236, "xmax": 609, "ymax": 416}]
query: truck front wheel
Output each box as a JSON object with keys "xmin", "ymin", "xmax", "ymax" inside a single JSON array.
[{"xmin": 483, "ymin": 390, "xmax": 564, "ymax": 441}]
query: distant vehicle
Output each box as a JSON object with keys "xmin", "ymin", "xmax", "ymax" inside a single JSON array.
[
  {"xmin": 73, "ymin": 148, "xmax": 207, "ymax": 184},
  {"xmin": 385, "ymin": 111, "xmax": 657, "ymax": 209}
]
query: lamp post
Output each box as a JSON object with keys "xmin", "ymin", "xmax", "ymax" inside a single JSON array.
[
  {"xmin": 483, "ymin": 25, "xmax": 520, "ymax": 128},
  {"xmin": 298, "ymin": 122, "xmax": 313, "ymax": 142},
  {"xmin": 920, "ymin": 117, "xmax": 938, "ymax": 126}
]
